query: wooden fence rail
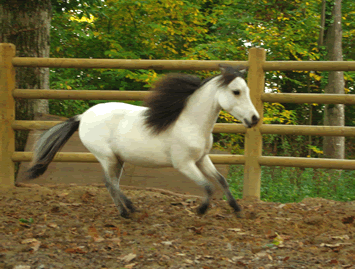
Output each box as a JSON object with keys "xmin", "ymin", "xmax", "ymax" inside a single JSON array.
[
  {"xmin": 13, "ymin": 89, "xmax": 355, "ymax": 104},
  {"xmin": 1, "ymin": 43, "xmax": 355, "ymax": 199},
  {"xmin": 11, "ymin": 121, "xmax": 355, "ymax": 137},
  {"xmin": 11, "ymin": 152, "xmax": 355, "ymax": 170},
  {"xmin": 12, "ymin": 57, "xmax": 355, "ymax": 71}
]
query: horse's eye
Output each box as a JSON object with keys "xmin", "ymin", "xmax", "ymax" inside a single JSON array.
[{"xmin": 233, "ymin": 90, "xmax": 241, "ymax": 96}]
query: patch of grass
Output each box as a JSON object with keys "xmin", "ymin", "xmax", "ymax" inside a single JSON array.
[{"xmin": 227, "ymin": 165, "xmax": 355, "ymax": 203}]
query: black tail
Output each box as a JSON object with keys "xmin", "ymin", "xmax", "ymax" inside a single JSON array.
[{"xmin": 27, "ymin": 116, "xmax": 81, "ymax": 179}]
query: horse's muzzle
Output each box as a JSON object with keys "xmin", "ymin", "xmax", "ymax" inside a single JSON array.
[{"xmin": 244, "ymin": 115, "xmax": 259, "ymax": 128}]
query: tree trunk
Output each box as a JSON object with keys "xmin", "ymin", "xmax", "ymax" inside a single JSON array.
[
  {"xmin": 323, "ymin": 0, "xmax": 345, "ymax": 159},
  {"xmin": 0, "ymin": 0, "xmax": 51, "ymax": 151},
  {"xmin": 318, "ymin": 0, "xmax": 326, "ymax": 47}
]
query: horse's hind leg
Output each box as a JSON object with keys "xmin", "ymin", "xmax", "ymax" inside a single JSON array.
[
  {"xmin": 197, "ymin": 155, "xmax": 242, "ymax": 213},
  {"xmin": 99, "ymin": 157, "xmax": 135, "ymax": 218},
  {"xmin": 114, "ymin": 162, "xmax": 136, "ymax": 213}
]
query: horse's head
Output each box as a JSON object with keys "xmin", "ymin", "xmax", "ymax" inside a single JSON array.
[{"xmin": 217, "ymin": 64, "xmax": 259, "ymax": 128}]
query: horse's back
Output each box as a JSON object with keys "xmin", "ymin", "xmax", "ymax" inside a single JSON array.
[
  {"xmin": 78, "ymin": 102, "xmax": 145, "ymax": 156},
  {"xmin": 78, "ymin": 102, "xmax": 173, "ymax": 167}
]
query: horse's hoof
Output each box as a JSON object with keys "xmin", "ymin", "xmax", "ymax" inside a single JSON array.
[
  {"xmin": 131, "ymin": 207, "xmax": 141, "ymax": 213},
  {"xmin": 127, "ymin": 204, "xmax": 139, "ymax": 213},
  {"xmin": 125, "ymin": 201, "xmax": 136, "ymax": 213},
  {"xmin": 196, "ymin": 203, "xmax": 209, "ymax": 215},
  {"xmin": 120, "ymin": 210, "xmax": 130, "ymax": 219},
  {"xmin": 229, "ymin": 199, "xmax": 242, "ymax": 213}
]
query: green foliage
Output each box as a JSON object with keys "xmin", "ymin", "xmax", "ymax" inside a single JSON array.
[
  {"xmin": 48, "ymin": 0, "xmax": 355, "ymax": 158},
  {"xmin": 52, "ymin": 0, "xmax": 102, "ymax": 17},
  {"xmin": 227, "ymin": 165, "xmax": 355, "ymax": 203},
  {"xmin": 213, "ymin": 111, "xmax": 244, "ymax": 153},
  {"xmin": 263, "ymin": 103, "xmax": 297, "ymax": 125}
]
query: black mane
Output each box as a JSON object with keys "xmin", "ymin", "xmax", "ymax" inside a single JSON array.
[
  {"xmin": 144, "ymin": 73, "xmax": 201, "ymax": 134},
  {"xmin": 144, "ymin": 65, "xmax": 244, "ymax": 134}
]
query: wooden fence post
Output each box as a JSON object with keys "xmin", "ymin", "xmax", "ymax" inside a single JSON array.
[
  {"xmin": 0, "ymin": 44, "xmax": 16, "ymax": 187},
  {"xmin": 243, "ymin": 48, "xmax": 266, "ymax": 199}
]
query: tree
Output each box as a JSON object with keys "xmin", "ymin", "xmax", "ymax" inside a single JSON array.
[
  {"xmin": 0, "ymin": 0, "xmax": 51, "ymax": 151},
  {"xmin": 321, "ymin": 0, "xmax": 345, "ymax": 159},
  {"xmin": 0, "ymin": 0, "xmax": 100, "ymax": 152}
]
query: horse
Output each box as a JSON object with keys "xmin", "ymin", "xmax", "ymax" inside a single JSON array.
[{"xmin": 27, "ymin": 64, "xmax": 260, "ymax": 218}]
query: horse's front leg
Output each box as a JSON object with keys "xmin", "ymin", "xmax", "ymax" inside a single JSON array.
[
  {"xmin": 173, "ymin": 159, "xmax": 214, "ymax": 215},
  {"xmin": 197, "ymin": 155, "xmax": 242, "ymax": 215}
]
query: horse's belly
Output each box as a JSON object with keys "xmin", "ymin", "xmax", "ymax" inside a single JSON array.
[
  {"xmin": 113, "ymin": 140, "xmax": 172, "ymax": 167},
  {"xmin": 121, "ymin": 152, "xmax": 172, "ymax": 167},
  {"xmin": 113, "ymin": 118, "xmax": 173, "ymax": 167}
]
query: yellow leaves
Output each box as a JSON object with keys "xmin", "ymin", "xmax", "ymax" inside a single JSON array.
[
  {"xmin": 66, "ymin": 85, "xmax": 72, "ymax": 90},
  {"xmin": 210, "ymin": 17, "xmax": 218, "ymax": 24},
  {"xmin": 162, "ymin": 44, "xmax": 178, "ymax": 54},
  {"xmin": 185, "ymin": 37, "xmax": 197, "ymax": 42},
  {"xmin": 344, "ymin": 73, "xmax": 354, "ymax": 82},
  {"xmin": 277, "ymin": 16, "xmax": 289, "ymax": 21},
  {"xmin": 308, "ymin": 145, "xmax": 323, "ymax": 155},
  {"xmin": 272, "ymin": 232, "xmax": 284, "ymax": 246},
  {"xmin": 168, "ymin": 28, "xmax": 175, "ymax": 35},
  {"xmin": 311, "ymin": 47, "xmax": 319, "ymax": 52},
  {"xmin": 69, "ymin": 15, "xmax": 95, "ymax": 23},
  {"xmin": 263, "ymin": 117, "xmax": 273, "ymax": 123},
  {"xmin": 309, "ymin": 73, "xmax": 322, "ymax": 81},
  {"xmin": 263, "ymin": 103, "xmax": 296, "ymax": 125},
  {"xmin": 126, "ymin": 70, "xmax": 158, "ymax": 87},
  {"xmin": 218, "ymin": 110, "xmax": 239, "ymax": 123}
]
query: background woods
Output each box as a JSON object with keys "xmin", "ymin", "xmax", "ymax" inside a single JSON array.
[{"xmin": 48, "ymin": 0, "xmax": 355, "ymax": 159}]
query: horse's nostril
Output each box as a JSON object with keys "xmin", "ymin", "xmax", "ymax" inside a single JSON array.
[{"xmin": 252, "ymin": 115, "xmax": 259, "ymax": 123}]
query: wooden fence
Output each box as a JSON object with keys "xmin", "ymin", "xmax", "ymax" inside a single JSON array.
[{"xmin": 1, "ymin": 43, "xmax": 355, "ymax": 198}]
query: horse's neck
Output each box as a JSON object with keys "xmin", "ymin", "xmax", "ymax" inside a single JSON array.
[{"xmin": 180, "ymin": 81, "xmax": 221, "ymax": 136}]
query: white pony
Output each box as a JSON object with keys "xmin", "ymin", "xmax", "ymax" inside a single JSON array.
[{"xmin": 27, "ymin": 64, "xmax": 259, "ymax": 218}]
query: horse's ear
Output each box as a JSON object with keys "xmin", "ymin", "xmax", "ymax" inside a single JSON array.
[
  {"xmin": 218, "ymin": 64, "xmax": 235, "ymax": 75},
  {"xmin": 238, "ymin": 66, "xmax": 248, "ymax": 77}
]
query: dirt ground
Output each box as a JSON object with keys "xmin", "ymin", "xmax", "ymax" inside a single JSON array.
[{"xmin": 1, "ymin": 184, "xmax": 354, "ymax": 269}]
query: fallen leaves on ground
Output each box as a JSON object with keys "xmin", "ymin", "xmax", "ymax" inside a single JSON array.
[{"xmin": 0, "ymin": 186, "xmax": 354, "ymax": 269}]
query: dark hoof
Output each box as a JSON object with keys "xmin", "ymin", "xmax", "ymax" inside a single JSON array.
[
  {"xmin": 197, "ymin": 203, "xmax": 209, "ymax": 215},
  {"xmin": 120, "ymin": 209, "xmax": 130, "ymax": 219},
  {"xmin": 126, "ymin": 203, "xmax": 137, "ymax": 213},
  {"xmin": 131, "ymin": 207, "xmax": 141, "ymax": 213}
]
